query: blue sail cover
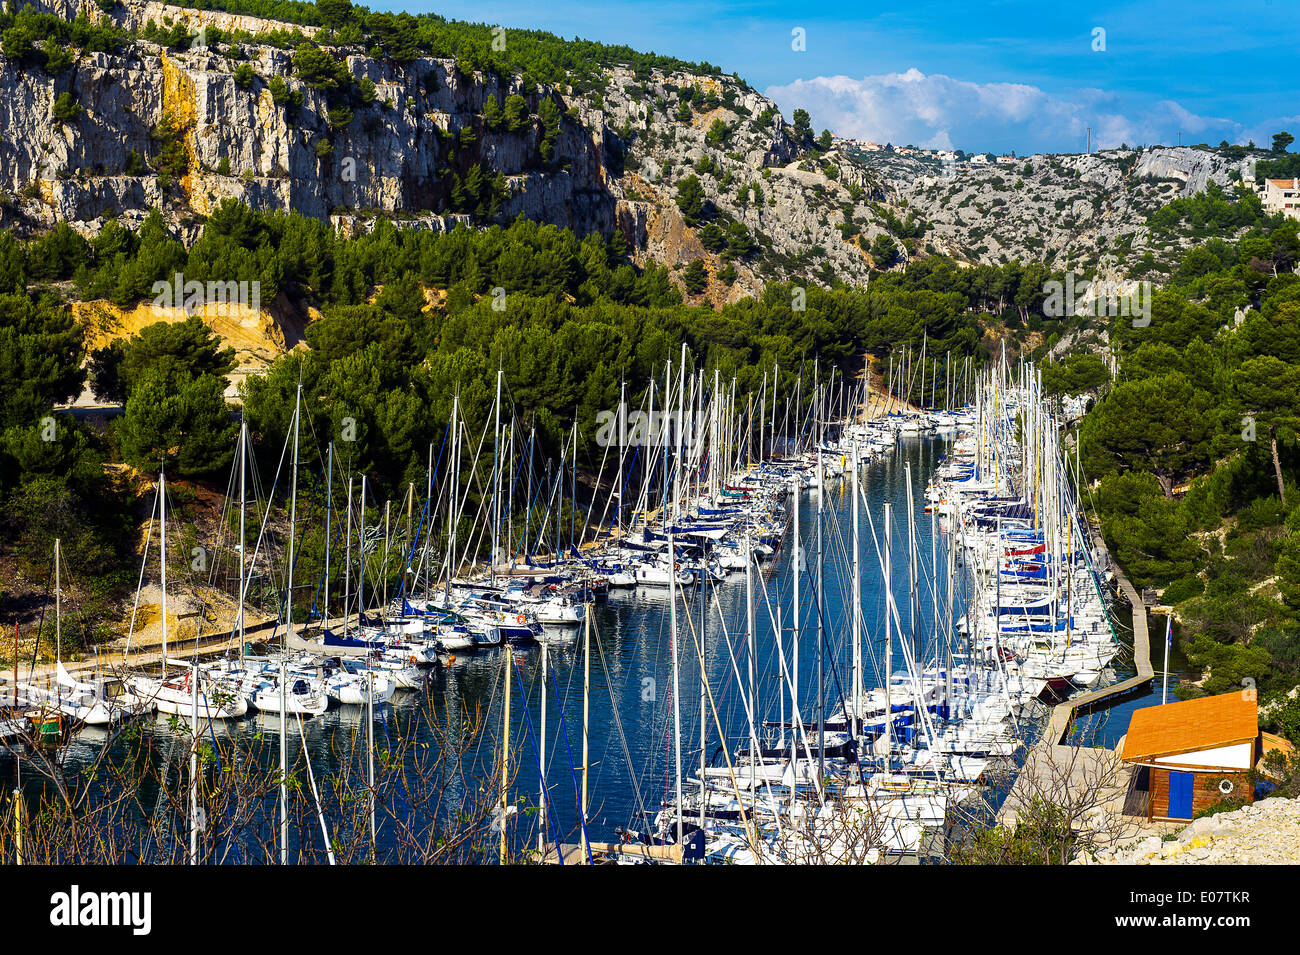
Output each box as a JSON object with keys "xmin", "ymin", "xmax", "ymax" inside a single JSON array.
[
  {"xmin": 996, "ymin": 602, "xmax": 1056, "ymax": 616},
  {"xmin": 1000, "ymin": 565, "xmax": 1048, "ymax": 580},
  {"xmin": 1001, "ymin": 618, "xmax": 1073, "ymax": 633},
  {"xmin": 322, "ymin": 628, "xmax": 386, "ymax": 649}
]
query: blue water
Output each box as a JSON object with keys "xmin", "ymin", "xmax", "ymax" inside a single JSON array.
[
  {"xmin": 5, "ymin": 433, "xmax": 1184, "ymax": 861},
  {"xmin": 431, "ymin": 434, "xmax": 965, "ymax": 848}
]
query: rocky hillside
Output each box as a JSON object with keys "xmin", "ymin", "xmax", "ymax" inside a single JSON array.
[
  {"xmin": 0, "ymin": 0, "xmax": 1262, "ymax": 303},
  {"xmin": 1073, "ymin": 796, "xmax": 1300, "ymax": 865},
  {"xmin": 864, "ymin": 146, "xmax": 1253, "ymax": 277},
  {"xmin": 0, "ymin": 0, "xmax": 890, "ymax": 302}
]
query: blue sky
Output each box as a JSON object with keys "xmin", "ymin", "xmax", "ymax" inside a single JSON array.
[{"xmin": 377, "ymin": 1, "xmax": 1300, "ymax": 155}]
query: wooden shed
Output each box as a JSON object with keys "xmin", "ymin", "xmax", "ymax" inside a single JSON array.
[{"xmin": 1119, "ymin": 692, "xmax": 1259, "ymax": 821}]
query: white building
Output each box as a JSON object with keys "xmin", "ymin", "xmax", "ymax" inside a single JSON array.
[{"xmin": 1263, "ymin": 178, "xmax": 1300, "ymax": 219}]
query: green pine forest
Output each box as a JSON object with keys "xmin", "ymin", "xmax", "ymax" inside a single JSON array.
[
  {"xmin": 0, "ymin": 201, "xmax": 1006, "ymax": 650},
  {"xmin": 2, "ymin": 0, "xmax": 1300, "ymax": 733}
]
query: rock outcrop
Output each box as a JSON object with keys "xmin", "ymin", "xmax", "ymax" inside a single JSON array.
[
  {"xmin": 1073, "ymin": 796, "xmax": 1300, "ymax": 865},
  {"xmin": 864, "ymin": 146, "xmax": 1252, "ymax": 276},
  {"xmin": 1, "ymin": 0, "xmax": 1250, "ymax": 296}
]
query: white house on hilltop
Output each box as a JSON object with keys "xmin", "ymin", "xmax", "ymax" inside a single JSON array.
[{"xmin": 1263, "ymin": 178, "xmax": 1300, "ymax": 220}]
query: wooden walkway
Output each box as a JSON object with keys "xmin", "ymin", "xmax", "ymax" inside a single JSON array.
[
  {"xmin": 996, "ymin": 536, "xmax": 1154, "ymax": 826},
  {"xmin": 3, "ymin": 616, "xmax": 298, "ymax": 690}
]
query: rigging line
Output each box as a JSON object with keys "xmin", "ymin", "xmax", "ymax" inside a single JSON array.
[
  {"xmin": 121, "ymin": 482, "xmax": 160, "ymax": 663},
  {"xmin": 509, "ymin": 655, "xmax": 561, "ymax": 854},
  {"xmin": 295, "ymin": 712, "xmax": 335, "ymax": 865},
  {"xmin": 858, "ymin": 473, "xmax": 942, "ymax": 749},
  {"xmin": 438, "ymin": 398, "xmax": 493, "ymax": 583},
  {"xmin": 750, "ymin": 539, "xmax": 827, "ymax": 806},
  {"xmin": 230, "ymin": 400, "xmax": 296, "ymax": 643},
  {"xmin": 267, "ymin": 452, "xmax": 329, "ymax": 643},
  {"xmin": 675, "ymin": 584, "xmax": 765, "ymax": 856},
  {"xmin": 547, "ymin": 662, "xmax": 594, "ymax": 863},
  {"xmin": 580, "ymin": 412, "xmax": 613, "ymax": 549},
  {"xmin": 698, "ymin": 580, "xmax": 788, "ymax": 832},
  {"xmin": 25, "ymin": 553, "xmax": 55, "ymax": 684},
  {"xmin": 591, "ymin": 609, "xmax": 650, "ymax": 826},
  {"xmin": 393, "ymin": 426, "xmax": 449, "ymax": 603}
]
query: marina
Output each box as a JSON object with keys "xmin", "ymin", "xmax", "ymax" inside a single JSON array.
[{"xmin": 1, "ymin": 349, "xmax": 1141, "ymax": 864}]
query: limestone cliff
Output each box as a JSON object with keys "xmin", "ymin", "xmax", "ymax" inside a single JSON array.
[
  {"xmin": 1, "ymin": 0, "xmax": 882, "ymax": 301},
  {"xmin": 1, "ymin": 0, "xmax": 1249, "ymax": 299}
]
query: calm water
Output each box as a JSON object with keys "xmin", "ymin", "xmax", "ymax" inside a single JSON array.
[
  {"xmin": 427, "ymin": 433, "xmax": 964, "ymax": 847},
  {"xmin": 5, "ymin": 434, "xmax": 1188, "ymax": 860}
]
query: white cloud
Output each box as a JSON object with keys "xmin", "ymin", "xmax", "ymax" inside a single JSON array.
[{"xmin": 765, "ymin": 70, "xmax": 1249, "ymax": 154}]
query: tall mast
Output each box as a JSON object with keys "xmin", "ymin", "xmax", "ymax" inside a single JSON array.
[
  {"xmin": 501, "ymin": 644, "xmax": 511, "ymax": 865},
  {"xmin": 790, "ymin": 465, "xmax": 801, "ymax": 777},
  {"xmin": 287, "ymin": 385, "xmax": 300, "ymax": 639},
  {"xmin": 358, "ymin": 474, "xmax": 367, "ymax": 624},
  {"xmin": 581, "ymin": 607, "xmax": 591, "ymax": 859},
  {"xmin": 745, "ymin": 524, "xmax": 756, "ymax": 799},
  {"xmin": 54, "ymin": 537, "xmax": 61, "ymax": 665},
  {"xmin": 237, "ymin": 422, "xmax": 248, "ymax": 657},
  {"xmin": 422, "ymin": 442, "xmax": 433, "ymax": 597},
  {"xmin": 493, "ymin": 370, "xmax": 502, "ymax": 583},
  {"xmin": 160, "ymin": 468, "xmax": 168, "ymax": 675},
  {"xmin": 616, "ymin": 378, "xmax": 626, "ymax": 539},
  {"xmin": 570, "ymin": 419, "xmax": 578, "ymax": 553},
  {"xmin": 906, "ymin": 464, "xmax": 917, "ymax": 646},
  {"xmin": 185, "ymin": 490, "xmax": 199, "ymax": 866},
  {"xmin": 681, "ymin": 343, "xmax": 691, "ymax": 522},
  {"xmin": 323, "ymin": 440, "xmax": 333, "ymax": 630},
  {"xmin": 343, "ymin": 474, "xmax": 353, "ymax": 630},
  {"xmin": 446, "ymin": 394, "xmax": 458, "ymax": 602},
  {"xmin": 282, "ymin": 383, "xmax": 300, "ymax": 866},
  {"xmin": 661, "ymin": 359, "xmax": 671, "ymax": 527},
  {"xmin": 699, "ymin": 529, "xmax": 708, "ymax": 828},
  {"xmin": 816, "ymin": 450, "xmax": 825, "ymax": 782},
  {"xmin": 851, "ymin": 440, "xmax": 861, "ymax": 741},
  {"xmin": 669, "ymin": 529, "xmax": 683, "ymax": 847},
  {"xmin": 883, "ymin": 501, "xmax": 893, "ymax": 771},
  {"xmin": 539, "ymin": 638, "xmax": 548, "ymax": 855}
]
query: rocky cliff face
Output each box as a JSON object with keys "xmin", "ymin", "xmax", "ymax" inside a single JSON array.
[
  {"xmin": 1073, "ymin": 796, "xmax": 1300, "ymax": 865},
  {"xmin": 1, "ymin": 27, "xmax": 622, "ymax": 243},
  {"xmin": 865, "ymin": 146, "xmax": 1252, "ymax": 277},
  {"xmin": 0, "ymin": 0, "xmax": 1250, "ymax": 297},
  {"xmin": 1, "ymin": 0, "xmax": 884, "ymax": 300}
]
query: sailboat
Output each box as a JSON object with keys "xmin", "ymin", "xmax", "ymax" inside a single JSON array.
[
  {"xmin": 12, "ymin": 539, "xmax": 128, "ymax": 728},
  {"xmin": 124, "ymin": 468, "xmax": 249, "ymax": 722}
]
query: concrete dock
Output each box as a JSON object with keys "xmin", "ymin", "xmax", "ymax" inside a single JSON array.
[{"xmin": 996, "ymin": 537, "xmax": 1155, "ymax": 830}]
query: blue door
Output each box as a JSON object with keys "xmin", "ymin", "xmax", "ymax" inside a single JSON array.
[{"xmin": 1168, "ymin": 771, "xmax": 1194, "ymax": 819}]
